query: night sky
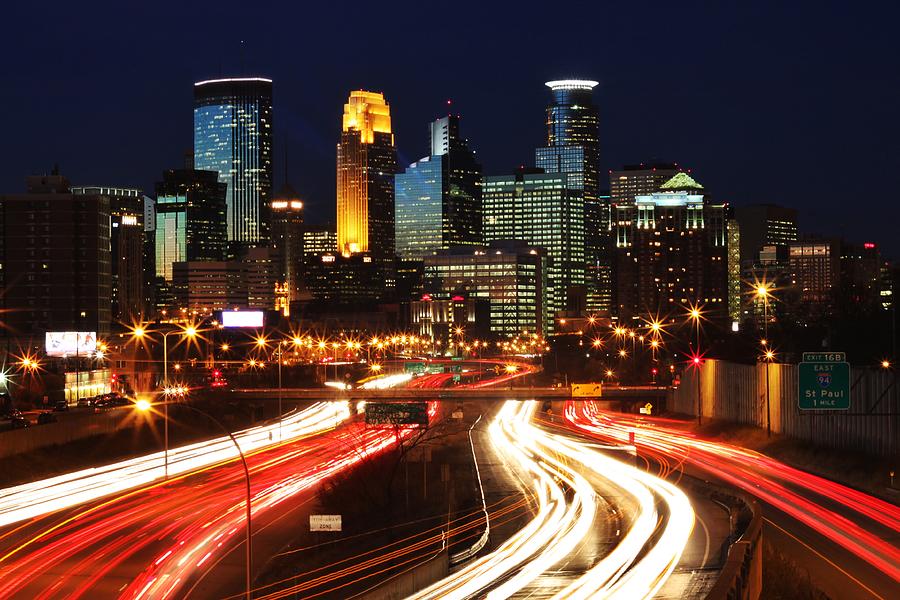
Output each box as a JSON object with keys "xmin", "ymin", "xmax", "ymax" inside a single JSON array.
[{"xmin": 3, "ymin": 1, "xmax": 898, "ymax": 257}]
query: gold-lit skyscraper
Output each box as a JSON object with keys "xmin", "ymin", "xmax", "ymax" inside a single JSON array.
[{"xmin": 336, "ymin": 91, "xmax": 397, "ymax": 258}]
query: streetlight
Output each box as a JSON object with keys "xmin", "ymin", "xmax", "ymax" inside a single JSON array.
[
  {"xmin": 136, "ymin": 399, "xmax": 252, "ymax": 600},
  {"xmin": 687, "ymin": 304, "xmax": 704, "ymax": 425},
  {"xmin": 764, "ymin": 348, "xmax": 775, "ymax": 437},
  {"xmin": 133, "ymin": 324, "xmax": 198, "ymax": 478},
  {"xmin": 756, "ymin": 283, "xmax": 774, "ymax": 438}
]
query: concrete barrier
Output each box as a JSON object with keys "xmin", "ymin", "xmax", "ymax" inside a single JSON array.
[
  {"xmin": 0, "ymin": 409, "xmax": 135, "ymax": 459},
  {"xmin": 353, "ymin": 551, "xmax": 448, "ymax": 600},
  {"xmin": 706, "ymin": 498, "xmax": 763, "ymax": 600}
]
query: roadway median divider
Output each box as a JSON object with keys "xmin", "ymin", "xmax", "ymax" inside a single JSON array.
[
  {"xmin": 449, "ymin": 415, "xmax": 490, "ymax": 565},
  {"xmin": 706, "ymin": 493, "xmax": 763, "ymax": 600}
]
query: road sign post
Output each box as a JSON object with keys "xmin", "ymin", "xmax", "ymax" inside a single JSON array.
[{"xmin": 799, "ymin": 352, "xmax": 850, "ymax": 410}]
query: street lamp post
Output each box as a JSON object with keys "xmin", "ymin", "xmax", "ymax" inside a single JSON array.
[
  {"xmin": 277, "ymin": 341, "xmax": 284, "ymax": 440},
  {"xmin": 689, "ymin": 306, "xmax": 702, "ymax": 426},
  {"xmin": 757, "ymin": 285, "xmax": 773, "ymax": 438},
  {"xmin": 135, "ymin": 325, "xmax": 197, "ymax": 479},
  {"xmin": 138, "ymin": 400, "xmax": 252, "ymax": 600}
]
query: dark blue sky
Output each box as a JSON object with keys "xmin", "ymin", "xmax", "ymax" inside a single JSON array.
[{"xmin": 3, "ymin": 1, "xmax": 898, "ymax": 257}]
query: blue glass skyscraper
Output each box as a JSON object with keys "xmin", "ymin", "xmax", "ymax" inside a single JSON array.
[
  {"xmin": 534, "ymin": 79, "xmax": 610, "ymax": 313},
  {"xmin": 395, "ymin": 115, "xmax": 482, "ymax": 260},
  {"xmin": 194, "ymin": 77, "xmax": 273, "ymax": 251}
]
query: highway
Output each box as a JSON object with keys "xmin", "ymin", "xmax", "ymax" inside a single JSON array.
[
  {"xmin": 0, "ymin": 364, "xmax": 521, "ymax": 599},
  {"xmin": 565, "ymin": 400, "xmax": 900, "ymax": 599},
  {"xmin": 411, "ymin": 400, "xmax": 696, "ymax": 599}
]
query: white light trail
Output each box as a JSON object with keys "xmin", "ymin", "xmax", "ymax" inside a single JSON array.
[
  {"xmin": 0, "ymin": 402, "xmax": 351, "ymax": 527},
  {"xmin": 408, "ymin": 400, "xmax": 694, "ymax": 600}
]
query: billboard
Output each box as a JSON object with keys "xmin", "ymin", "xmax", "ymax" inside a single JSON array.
[
  {"xmin": 221, "ymin": 311, "xmax": 264, "ymax": 328},
  {"xmin": 46, "ymin": 332, "xmax": 98, "ymax": 357}
]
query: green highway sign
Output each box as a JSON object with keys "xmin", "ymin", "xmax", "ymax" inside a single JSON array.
[
  {"xmin": 802, "ymin": 352, "xmax": 846, "ymax": 363},
  {"xmin": 799, "ymin": 357, "xmax": 850, "ymax": 410},
  {"xmin": 404, "ymin": 362, "xmax": 426, "ymax": 374},
  {"xmin": 365, "ymin": 402, "xmax": 429, "ymax": 425}
]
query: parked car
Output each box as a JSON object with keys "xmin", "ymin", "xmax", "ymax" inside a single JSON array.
[
  {"xmin": 37, "ymin": 411, "xmax": 58, "ymax": 424},
  {"xmin": 10, "ymin": 416, "xmax": 29, "ymax": 429},
  {"xmin": 53, "ymin": 400, "xmax": 70, "ymax": 412}
]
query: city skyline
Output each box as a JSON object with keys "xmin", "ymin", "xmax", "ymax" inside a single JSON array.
[{"xmin": 3, "ymin": 2, "xmax": 898, "ymax": 257}]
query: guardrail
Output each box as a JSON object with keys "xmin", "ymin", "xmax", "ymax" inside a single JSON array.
[{"xmin": 706, "ymin": 496, "xmax": 763, "ymax": 600}]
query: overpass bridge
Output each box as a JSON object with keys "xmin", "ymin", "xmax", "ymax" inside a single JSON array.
[{"xmin": 229, "ymin": 386, "xmax": 670, "ymax": 401}]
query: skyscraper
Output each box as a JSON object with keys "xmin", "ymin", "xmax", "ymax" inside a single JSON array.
[
  {"xmin": 336, "ymin": 91, "xmax": 397, "ymax": 260},
  {"xmin": 483, "ymin": 168, "xmax": 584, "ymax": 324},
  {"xmin": 534, "ymin": 80, "xmax": 607, "ymax": 313},
  {"xmin": 194, "ymin": 77, "xmax": 273, "ymax": 251},
  {"xmin": 72, "ymin": 186, "xmax": 145, "ymax": 323},
  {"xmin": 395, "ymin": 115, "xmax": 482, "ymax": 260},
  {"xmin": 615, "ymin": 172, "xmax": 729, "ymax": 324},
  {"xmin": 269, "ymin": 184, "xmax": 304, "ymax": 305},
  {"xmin": 153, "ymin": 169, "xmax": 227, "ymax": 308}
]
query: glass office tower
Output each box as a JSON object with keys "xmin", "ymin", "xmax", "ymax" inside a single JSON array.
[
  {"xmin": 395, "ymin": 115, "xmax": 482, "ymax": 260},
  {"xmin": 483, "ymin": 169, "xmax": 584, "ymax": 326},
  {"xmin": 153, "ymin": 169, "xmax": 227, "ymax": 282},
  {"xmin": 336, "ymin": 90, "xmax": 397, "ymax": 260},
  {"xmin": 194, "ymin": 77, "xmax": 273, "ymax": 250},
  {"xmin": 535, "ymin": 79, "xmax": 609, "ymax": 313}
]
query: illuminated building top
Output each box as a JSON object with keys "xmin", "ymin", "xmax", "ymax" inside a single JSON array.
[
  {"xmin": 337, "ymin": 90, "xmax": 397, "ymax": 257},
  {"xmin": 659, "ymin": 172, "xmax": 704, "ymax": 191},
  {"xmin": 342, "ymin": 91, "xmax": 392, "ymax": 144},
  {"xmin": 545, "ymin": 79, "xmax": 599, "ymax": 91},
  {"xmin": 194, "ymin": 77, "xmax": 273, "ymax": 87}
]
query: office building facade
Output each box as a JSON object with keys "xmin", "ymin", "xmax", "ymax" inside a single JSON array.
[
  {"xmin": 72, "ymin": 186, "xmax": 145, "ymax": 323},
  {"xmin": 615, "ymin": 173, "xmax": 729, "ymax": 324},
  {"xmin": 153, "ymin": 170, "xmax": 227, "ymax": 309},
  {"xmin": 395, "ymin": 115, "xmax": 482, "ymax": 260},
  {"xmin": 609, "ymin": 162, "xmax": 683, "ymax": 207},
  {"xmin": 302, "ymin": 224, "xmax": 337, "ymax": 260},
  {"xmin": 423, "ymin": 242, "xmax": 548, "ymax": 336},
  {"xmin": 0, "ymin": 173, "xmax": 112, "ymax": 337},
  {"xmin": 336, "ymin": 90, "xmax": 397, "ymax": 260},
  {"xmin": 734, "ymin": 204, "xmax": 798, "ymax": 265},
  {"xmin": 788, "ymin": 239, "xmax": 841, "ymax": 317},
  {"xmin": 483, "ymin": 169, "xmax": 583, "ymax": 324},
  {"xmin": 194, "ymin": 77, "xmax": 273, "ymax": 249}
]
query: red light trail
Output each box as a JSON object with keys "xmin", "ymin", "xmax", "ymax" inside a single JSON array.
[{"xmin": 565, "ymin": 401, "xmax": 900, "ymax": 584}]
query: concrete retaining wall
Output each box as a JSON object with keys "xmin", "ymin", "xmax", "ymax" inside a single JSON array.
[
  {"xmin": 0, "ymin": 409, "xmax": 134, "ymax": 459},
  {"xmin": 354, "ymin": 551, "xmax": 448, "ymax": 600},
  {"xmin": 673, "ymin": 360, "xmax": 900, "ymax": 459}
]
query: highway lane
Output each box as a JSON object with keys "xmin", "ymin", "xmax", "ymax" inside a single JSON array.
[
  {"xmin": 411, "ymin": 400, "xmax": 696, "ymax": 600},
  {"xmin": 0, "ymin": 410, "xmax": 409, "ymax": 599},
  {"xmin": 0, "ymin": 401, "xmax": 351, "ymax": 527},
  {"xmin": 0, "ymin": 361, "xmax": 525, "ymax": 599},
  {"xmin": 565, "ymin": 401, "xmax": 900, "ymax": 599}
]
